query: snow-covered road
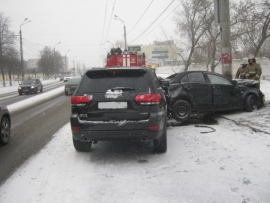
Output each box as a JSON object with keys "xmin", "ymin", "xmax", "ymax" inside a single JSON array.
[{"xmin": 0, "ymin": 116, "xmax": 269, "ymax": 203}]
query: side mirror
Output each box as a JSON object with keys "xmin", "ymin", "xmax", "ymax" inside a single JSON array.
[
  {"xmin": 232, "ymin": 80, "xmax": 237, "ymax": 86},
  {"xmin": 160, "ymin": 80, "xmax": 170, "ymax": 88}
]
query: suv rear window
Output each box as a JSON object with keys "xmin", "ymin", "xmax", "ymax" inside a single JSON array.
[{"xmin": 77, "ymin": 69, "xmax": 150, "ymax": 93}]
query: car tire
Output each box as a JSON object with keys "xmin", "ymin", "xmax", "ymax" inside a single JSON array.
[
  {"xmin": 245, "ymin": 94, "xmax": 258, "ymax": 112},
  {"xmin": 172, "ymin": 100, "xmax": 191, "ymax": 122},
  {"xmin": 65, "ymin": 91, "xmax": 69, "ymax": 96},
  {"xmin": 0, "ymin": 117, "xmax": 10, "ymax": 145},
  {"xmin": 153, "ymin": 124, "xmax": 167, "ymax": 153},
  {"xmin": 73, "ymin": 137, "xmax": 92, "ymax": 152},
  {"xmin": 40, "ymin": 88, "xmax": 43, "ymax": 92}
]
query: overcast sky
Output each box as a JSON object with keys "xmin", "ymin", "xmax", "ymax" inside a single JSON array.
[{"xmin": 1, "ymin": 0, "xmax": 179, "ymax": 68}]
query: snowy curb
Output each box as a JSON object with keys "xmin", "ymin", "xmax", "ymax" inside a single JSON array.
[{"xmin": 7, "ymin": 86, "xmax": 64, "ymax": 114}]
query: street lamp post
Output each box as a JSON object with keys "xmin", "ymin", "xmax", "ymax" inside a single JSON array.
[
  {"xmin": 65, "ymin": 50, "xmax": 70, "ymax": 75},
  {"xmin": 73, "ymin": 56, "xmax": 76, "ymax": 76},
  {"xmin": 19, "ymin": 18, "xmax": 31, "ymax": 80},
  {"xmin": 114, "ymin": 15, "xmax": 127, "ymax": 52},
  {"xmin": 53, "ymin": 42, "xmax": 61, "ymax": 79},
  {"xmin": 107, "ymin": 41, "xmax": 114, "ymax": 48}
]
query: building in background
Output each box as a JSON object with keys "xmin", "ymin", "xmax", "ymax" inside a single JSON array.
[
  {"xmin": 26, "ymin": 59, "xmax": 39, "ymax": 77},
  {"xmin": 142, "ymin": 40, "xmax": 178, "ymax": 67}
]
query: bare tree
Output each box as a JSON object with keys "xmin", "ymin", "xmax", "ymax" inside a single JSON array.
[
  {"xmin": 2, "ymin": 45, "xmax": 20, "ymax": 86},
  {"xmin": 115, "ymin": 40, "xmax": 124, "ymax": 51},
  {"xmin": 0, "ymin": 12, "xmax": 17, "ymax": 87},
  {"xmin": 54, "ymin": 51, "xmax": 64, "ymax": 75},
  {"xmin": 38, "ymin": 46, "xmax": 54, "ymax": 79},
  {"xmin": 234, "ymin": 0, "xmax": 270, "ymax": 57},
  {"xmin": 173, "ymin": 0, "xmax": 213, "ymax": 71}
]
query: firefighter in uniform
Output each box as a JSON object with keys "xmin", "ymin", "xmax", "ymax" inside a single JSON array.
[
  {"xmin": 245, "ymin": 54, "xmax": 262, "ymax": 89},
  {"xmin": 235, "ymin": 60, "xmax": 248, "ymax": 79}
]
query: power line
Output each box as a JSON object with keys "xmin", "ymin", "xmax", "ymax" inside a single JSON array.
[
  {"xmin": 132, "ymin": 3, "xmax": 181, "ymax": 44},
  {"xmin": 126, "ymin": 0, "xmax": 154, "ymax": 35},
  {"xmin": 99, "ymin": 0, "xmax": 109, "ymax": 58},
  {"xmin": 129, "ymin": 0, "xmax": 175, "ymax": 44},
  {"xmin": 104, "ymin": 0, "xmax": 116, "ymax": 44},
  {"xmin": 100, "ymin": 0, "xmax": 109, "ymax": 46}
]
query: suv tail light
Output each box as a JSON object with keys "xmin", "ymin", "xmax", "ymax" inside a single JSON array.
[
  {"xmin": 71, "ymin": 126, "xmax": 80, "ymax": 131},
  {"xmin": 135, "ymin": 94, "xmax": 161, "ymax": 105},
  {"xmin": 148, "ymin": 125, "xmax": 159, "ymax": 131},
  {"xmin": 71, "ymin": 95, "xmax": 91, "ymax": 106}
]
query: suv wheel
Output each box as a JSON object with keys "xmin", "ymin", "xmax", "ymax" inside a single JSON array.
[
  {"xmin": 153, "ymin": 125, "xmax": 167, "ymax": 153},
  {"xmin": 245, "ymin": 95, "xmax": 258, "ymax": 112},
  {"xmin": 172, "ymin": 100, "xmax": 191, "ymax": 122},
  {"xmin": 0, "ymin": 117, "xmax": 10, "ymax": 145},
  {"xmin": 73, "ymin": 137, "xmax": 92, "ymax": 152},
  {"xmin": 40, "ymin": 88, "xmax": 43, "ymax": 92}
]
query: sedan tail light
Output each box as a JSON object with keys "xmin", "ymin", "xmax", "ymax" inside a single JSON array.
[
  {"xmin": 135, "ymin": 94, "xmax": 161, "ymax": 105},
  {"xmin": 71, "ymin": 95, "xmax": 91, "ymax": 106}
]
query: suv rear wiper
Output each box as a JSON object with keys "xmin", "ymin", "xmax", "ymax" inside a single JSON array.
[{"xmin": 111, "ymin": 87, "xmax": 135, "ymax": 91}]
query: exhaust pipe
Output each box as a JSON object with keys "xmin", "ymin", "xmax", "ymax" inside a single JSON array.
[{"xmin": 141, "ymin": 137, "xmax": 147, "ymax": 141}]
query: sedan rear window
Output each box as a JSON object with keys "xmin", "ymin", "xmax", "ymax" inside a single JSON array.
[{"xmin": 207, "ymin": 74, "xmax": 232, "ymax": 85}]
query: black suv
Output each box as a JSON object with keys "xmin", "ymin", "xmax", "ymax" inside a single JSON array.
[
  {"xmin": 70, "ymin": 67, "xmax": 167, "ymax": 152},
  {"xmin": 18, "ymin": 78, "xmax": 43, "ymax": 95}
]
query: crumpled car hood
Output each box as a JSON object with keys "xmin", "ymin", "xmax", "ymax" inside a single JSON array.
[{"xmin": 234, "ymin": 79, "xmax": 258, "ymax": 87}]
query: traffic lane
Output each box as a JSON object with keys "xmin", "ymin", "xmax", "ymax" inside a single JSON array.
[
  {"xmin": 0, "ymin": 94, "xmax": 71, "ymax": 186},
  {"xmin": 0, "ymin": 81, "xmax": 65, "ymax": 106}
]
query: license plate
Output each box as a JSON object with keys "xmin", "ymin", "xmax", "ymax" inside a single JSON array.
[{"xmin": 98, "ymin": 102, "xmax": 127, "ymax": 109}]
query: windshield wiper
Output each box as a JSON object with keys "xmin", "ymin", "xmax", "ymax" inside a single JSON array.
[{"xmin": 111, "ymin": 87, "xmax": 135, "ymax": 91}]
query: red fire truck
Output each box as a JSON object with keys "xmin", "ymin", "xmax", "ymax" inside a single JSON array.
[{"xmin": 106, "ymin": 48, "xmax": 146, "ymax": 67}]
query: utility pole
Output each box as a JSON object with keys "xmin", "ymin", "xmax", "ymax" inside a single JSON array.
[
  {"xmin": 219, "ymin": 0, "xmax": 232, "ymax": 78},
  {"xmin": 19, "ymin": 18, "xmax": 31, "ymax": 80},
  {"xmin": 65, "ymin": 50, "xmax": 70, "ymax": 75},
  {"xmin": 114, "ymin": 15, "xmax": 127, "ymax": 52},
  {"xmin": 19, "ymin": 28, "xmax": 23, "ymax": 80},
  {"xmin": 73, "ymin": 56, "xmax": 76, "ymax": 76},
  {"xmin": 53, "ymin": 42, "xmax": 61, "ymax": 79}
]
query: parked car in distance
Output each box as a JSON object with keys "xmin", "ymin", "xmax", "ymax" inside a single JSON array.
[
  {"xmin": 14, "ymin": 76, "xmax": 22, "ymax": 81},
  {"xmin": 58, "ymin": 74, "xmax": 64, "ymax": 81},
  {"xmin": 64, "ymin": 77, "xmax": 81, "ymax": 95},
  {"xmin": 161, "ymin": 71, "xmax": 265, "ymax": 122},
  {"xmin": 70, "ymin": 67, "xmax": 167, "ymax": 153},
  {"xmin": 0, "ymin": 106, "xmax": 11, "ymax": 145},
  {"xmin": 63, "ymin": 75, "xmax": 72, "ymax": 82},
  {"xmin": 18, "ymin": 78, "xmax": 43, "ymax": 95}
]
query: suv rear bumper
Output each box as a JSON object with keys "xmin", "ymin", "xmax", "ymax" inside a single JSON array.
[{"xmin": 70, "ymin": 112, "xmax": 166, "ymax": 141}]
